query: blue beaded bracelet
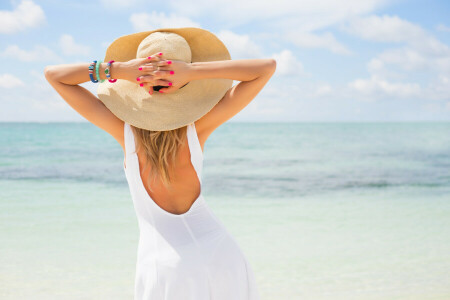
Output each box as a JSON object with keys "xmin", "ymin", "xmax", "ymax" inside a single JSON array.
[
  {"xmin": 88, "ymin": 61, "xmax": 98, "ymax": 83},
  {"xmin": 95, "ymin": 60, "xmax": 105, "ymax": 83}
]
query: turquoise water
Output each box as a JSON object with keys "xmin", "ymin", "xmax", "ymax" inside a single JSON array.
[{"xmin": 1, "ymin": 122, "xmax": 449, "ymax": 299}]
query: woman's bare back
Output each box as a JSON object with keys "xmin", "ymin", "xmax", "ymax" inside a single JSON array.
[{"xmin": 124, "ymin": 120, "xmax": 204, "ymax": 215}]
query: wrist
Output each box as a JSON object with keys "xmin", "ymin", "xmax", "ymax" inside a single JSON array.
[
  {"xmin": 188, "ymin": 62, "xmax": 201, "ymax": 81},
  {"xmin": 97, "ymin": 62, "xmax": 108, "ymax": 81},
  {"xmin": 97, "ymin": 61, "xmax": 125, "ymax": 81},
  {"xmin": 110, "ymin": 61, "xmax": 125, "ymax": 80}
]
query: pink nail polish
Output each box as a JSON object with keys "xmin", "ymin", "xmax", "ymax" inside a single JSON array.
[
  {"xmin": 147, "ymin": 56, "xmax": 152, "ymax": 59},
  {"xmin": 170, "ymin": 71, "xmax": 174, "ymax": 75},
  {"xmin": 158, "ymin": 52, "xmax": 163, "ymax": 56},
  {"xmin": 167, "ymin": 61, "xmax": 172, "ymax": 64},
  {"xmin": 139, "ymin": 67, "xmax": 142, "ymax": 70},
  {"xmin": 140, "ymin": 83, "xmax": 144, "ymax": 87},
  {"xmin": 136, "ymin": 77, "xmax": 140, "ymax": 81},
  {"xmin": 168, "ymin": 82, "xmax": 172, "ymax": 86},
  {"xmin": 159, "ymin": 90, "xmax": 164, "ymax": 93},
  {"xmin": 149, "ymin": 90, "xmax": 152, "ymax": 94}
]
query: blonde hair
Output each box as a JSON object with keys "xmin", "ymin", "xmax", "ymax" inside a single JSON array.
[{"xmin": 130, "ymin": 124, "xmax": 187, "ymax": 192}]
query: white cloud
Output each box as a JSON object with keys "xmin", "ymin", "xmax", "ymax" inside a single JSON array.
[
  {"xmin": 436, "ymin": 24, "xmax": 450, "ymax": 32},
  {"xmin": 271, "ymin": 49, "xmax": 305, "ymax": 76},
  {"xmin": 342, "ymin": 14, "xmax": 450, "ymax": 56},
  {"xmin": 26, "ymin": 69, "xmax": 70, "ymax": 112},
  {"xmin": 0, "ymin": 44, "xmax": 63, "ymax": 62},
  {"xmin": 286, "ymin": 30, "xmax": 352, "ymax": 55},
  {"xmin": 368, "ymin": 47, "xmax": 450, "ymax": 75},
  {"xmin": 167, "ymin": 0, "xmax": 388, "ymax": 30},
  {"xmin": 425, "ymin": 75, "xmax": 450, "ymax": 101},
  {"xmin": 59, "ymin": 34, "xmax": 90, "ymax": 56},
  {"xmin": 343, "ymin": 14, "xmax": 450, "ymax": 102},
  {"xmin": 0, "ymin": 73, "xmax": 25, "ymax": 88},
  {"xmin": 163, "ymin": 0, "xmax": 389, "ymax": 55},
  {"xmin": 352, "ymin": 56, "xmax": 450, "ymax": 101},
  {"xmin": 242, "ymin": 84, "xmax": 288, "ymax": 119},
  {"xmin": 130, "ymin": 12, "xmax": 201, "ymax": 31},
  {"xmin": 348, "ymin": 75, "xmax": 421, "ymax": 100},
  {"xmin": 315, "ymin": 84, "xmax": 333, "ymax": 97},
  {"xmin": 0, "ymin": 0, "xmax": 46, "ymax": 34},
  {"xmin": 216, "ymin": 30, "xmax": 263, "ymax": 59},
  {"xmin": 126, "ymin": 1, "xmax": 390, "ymax": 56},
  {"xmin": 100, "ymin": 0, "xmax": 142, "ymax": 9},
  {"xmin": 342, "ymin": 14, "xmax": 424, "ymax": 43},
  {"xmin": 445, "ymin": 102, "xmax": 450, "ymax": 111},
  {"xmin": 0, "ymin": 69, "xmax": 74, "ymax": 122}
]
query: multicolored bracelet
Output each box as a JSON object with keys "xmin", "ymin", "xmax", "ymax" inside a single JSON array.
[
  {"xmin": 88, "ymin": 59, "xmax": 118, "ymax": 83},
  {"xmin": 105, "ymin": 60, "xmax": 117, "ymax": 83},
  {"xmin": 88, "ymin": 61, "xmax": 98, "ymax": 83},
  {"xmin": 95, "ymin": 60, "xmax": 105, "ymax": 83}
]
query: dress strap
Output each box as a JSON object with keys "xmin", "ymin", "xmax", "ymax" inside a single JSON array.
[
  {"xmin": 124, "ymin": 122, "xmax": 136, "ymax": 155},
  {"xmin": 187, "ymin": 122, "xmax": 204, "ymax": 184}
]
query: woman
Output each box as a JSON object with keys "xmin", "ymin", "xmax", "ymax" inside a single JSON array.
[{"xmin": 45, "ymin": 28, "xmax": 276, "ymax": 300}]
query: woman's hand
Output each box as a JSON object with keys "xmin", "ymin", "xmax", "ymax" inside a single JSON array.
[
  {"xmin": 113, "ymin": 54, "xmax": 169, "ymax": 94},
  {"xmin": 136, "ymin": 56, "xmax": 193, "ymax": 94},
  {"xmin": 115, "ymin": 53, "xmax": 193, "ymax": 95}
]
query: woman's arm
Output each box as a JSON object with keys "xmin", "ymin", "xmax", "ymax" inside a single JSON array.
[
  {"xmin": 45, "ymin": 62, "xmax": 114, "ymax": 85},
  {"xmin": 188, "ymin": 59, "xmax": 277, "ymax": 140},
  {"xmin": 44, "ymin": 62, "xmax": 128, "ymax": 145},
  {"xmin": 43, "ymin": 56, "xmax": 171, "ymax": 146},
  {"xmin": 189, "ymin": 58, "xmax": 276, "ymax": 82}
]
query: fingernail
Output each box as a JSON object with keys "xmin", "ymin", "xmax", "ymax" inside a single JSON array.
[
  {"xmin": 136, "ymin": 77, "xmax": 140, "ymax": 81},
  {"xmin": 170, "ymin": 71, "xmax": 175, "ymax": 75},
  {"xmin": 138, "ymin": 67, "xmax": 142, "ymax": 70},
  {"xmin": 147, "ymin": 56, "xmax": 152, "ymax": 59},
  {"xmin": 158, "ymin": 52, "xmax": 163, "ymax": 56},
  {"xmin": 140, "ymin": 83, "xmax": 143, "ymax": 87},
  {"xmin": 159, "ymin": 90, "xmax": 164, "ymax": 93},
  {"xmin": 149, "ymin": 90, "xmax": 152, "ymax": 94},
  {"xmin": 168, "ymin": 82, "xmax": 172, "ymax": 86},
  {"xmin": 167, "ymin": 61, "xmax": 172, "ymax": 64}
]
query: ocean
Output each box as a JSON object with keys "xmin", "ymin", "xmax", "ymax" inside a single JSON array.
[{"xmin": 1, "ymin": 122, "xmax": 449, "ymax": 299}]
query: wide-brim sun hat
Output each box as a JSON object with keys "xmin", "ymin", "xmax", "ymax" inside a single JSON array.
[{"xmin": 97, "ymin": 27, "xmax": 233, "ymax": 131}]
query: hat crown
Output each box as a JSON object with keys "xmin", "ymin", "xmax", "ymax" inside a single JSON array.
[{"xmin": 136, "ymin": 32, "xmax": 192, "ymax": 63}]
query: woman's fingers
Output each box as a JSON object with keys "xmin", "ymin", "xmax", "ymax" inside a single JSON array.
[
  {"xmin": 141, "ymin": 65, "xmax": 171, "ymax": 78},
  {"xmin": 137, "ymin": 72, "xmax": 173, "ymax": 82},
  {"xmin": 157, "ymin": 86, "xmax": 177, "ymax": 94},
  {"xmin": 139, "ymin": 79, "xmax": 172, "ymax": 86},
  {"xmin": 138, "ymin": 79, "xmax": 172, "ymax": 94},
  {"xmin": 138, "ymin": 55, "xmax": 171, "ymax": 71},
  {"xmin": 136, "ymin": 54, "xmax": 173, "ymax": 94}
]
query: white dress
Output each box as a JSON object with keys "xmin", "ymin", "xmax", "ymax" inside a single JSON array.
[{"xmin": 123, "ymin": 122, "xmax": 261, "ymax": 300}]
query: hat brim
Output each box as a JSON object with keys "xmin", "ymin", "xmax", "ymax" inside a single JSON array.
[{"xmin": 97, "ymin": 27, "xmax": 233, "ymax": 131}]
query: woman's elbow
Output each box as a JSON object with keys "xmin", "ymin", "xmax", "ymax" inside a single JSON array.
[{"xmin": 44, "ymin": 65, "xmax": 57, "ymax": 82}]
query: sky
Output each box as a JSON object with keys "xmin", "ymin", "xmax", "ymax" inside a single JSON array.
[{"xmin": 0, "ymin": 0, "xmax": 449, "ymax": 122}]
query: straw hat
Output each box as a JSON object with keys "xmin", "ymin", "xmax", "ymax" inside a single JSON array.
[{"xmin": 97, "ymin": 27, "xmax": 233, "ymax": 131}]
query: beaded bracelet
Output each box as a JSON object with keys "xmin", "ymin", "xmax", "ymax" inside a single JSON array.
[
  {"xmin": 95, "ymin": 60, "xmax": 105, "ymax": 83},
  {"xmin": 105, "ymin": 60, "xmax": 117, "ymax": 83},
  {"xmin": 88, "ymin": 61, "xmax": 98, "ymax": 83}
]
